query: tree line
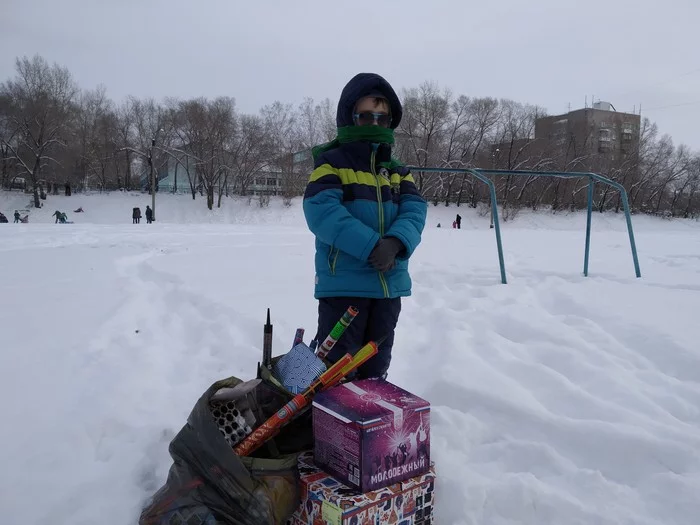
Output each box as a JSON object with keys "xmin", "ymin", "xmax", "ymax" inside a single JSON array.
[{"xmin": 1, "ymin": 54, "xmax": 698, "ymax": 218}]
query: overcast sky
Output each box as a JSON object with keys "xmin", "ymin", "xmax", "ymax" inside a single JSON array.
[{"xmin": 3, "ymin": 0, "xmax": 699, "ymax": 149}]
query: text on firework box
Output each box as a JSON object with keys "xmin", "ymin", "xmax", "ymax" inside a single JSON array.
[
  {"xmin": 286, "ymin": 451, "xmax": 436, "ymax": 525},
  {"xmin": 312, "ymin": 378, "xmax": 431, "ymax": 493}
]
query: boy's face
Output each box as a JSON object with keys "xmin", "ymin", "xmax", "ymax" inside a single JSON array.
[{"xmin": 353, "ymin": 96, "xmax": 391, "ymax": 127}]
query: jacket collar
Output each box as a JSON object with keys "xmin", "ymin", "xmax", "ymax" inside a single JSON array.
[{"xmin": 337, "ymin": 141, "xmax": 393, "ymax": 169}]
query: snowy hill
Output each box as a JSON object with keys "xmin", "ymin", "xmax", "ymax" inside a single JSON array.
[
  {"xmin": 0, "ymin": 190, "xmax": 306, "ymax": 225},
  {"xmin": 1, "ymin": 190, "xmax": 699, "ymax": 524},
  {"xmin": 3, "ymin": 189, "xmax": 699, "ymax": 231}
]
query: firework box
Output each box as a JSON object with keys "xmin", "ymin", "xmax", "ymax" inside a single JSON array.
[
  {"xmin": 311, "ymin": 378, "xmax": 430, "ymax": 493},
  {"xmin": 287, "ymin": 451, "xmax": 436, "ymax": 525}
]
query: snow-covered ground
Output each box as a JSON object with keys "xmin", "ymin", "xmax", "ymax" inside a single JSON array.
[{"xmin": 1, "ymin": 191, "xmax": 699, "ymax": 525}]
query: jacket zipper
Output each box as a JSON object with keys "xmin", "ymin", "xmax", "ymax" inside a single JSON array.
[{"xmin": 371, "ymin": 143, "xmax": 389, "ymax": 298}]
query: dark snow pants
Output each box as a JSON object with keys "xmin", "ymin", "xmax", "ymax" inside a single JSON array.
[{"xmin": 314, "ymin": 296, "xmax": 402, "ymax": 380}]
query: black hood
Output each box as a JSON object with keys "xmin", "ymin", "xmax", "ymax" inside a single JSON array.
[{"xmin": 336, "ymin": 73, "xmax": 402, "ymax": 129}]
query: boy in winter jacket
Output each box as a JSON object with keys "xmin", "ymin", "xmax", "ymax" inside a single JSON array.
[{"xmin": 302, "ymin": 72, "xmax": 427, "ymax": 380}]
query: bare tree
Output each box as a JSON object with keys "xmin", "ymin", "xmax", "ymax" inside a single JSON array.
[
  {"xmin": 73, "ymin": 85, "xmax": 117, "ymax": 191},
  {"xmin": 489, "ymin": 100, "xmax": 543, "ymax": 219},
  {"xmin": 261, "ymin": 101, "xmax": 303, "ymax": 198},
  {"xmin": 630, "ymin": 123, "xmax": 674, "ymax": 212},
  {"xmin": 221, "ymin": 114, "xmax": 271, "ymax": 206},
  {"xmin": 267, "ymin": 97, "xmax": 336, "ymax": 201},
  {"xmin": 436, "ymin": 96, "xmax": 504, "ymax": 206},
  {"xmin": 128, "ymin": 97, "xmax": 169, "ymax": 194},
  {"xmin": 176, "ymin": 97, "xmax": 235, "ymax": 209},
  {"xmin": 680, "ymin": 156, "xmax": 700, "ymax": 218},
  {"xmin": 669, "ymin": 154, "xmax": 698, "ymax": 216},
  {"xmin": 90, "ymin": 109, "xmax": 121, "ymax": 191},
  {"xmin": 296, "ymin": 97, "xmax": 336, "ymax": 150},
  {"xmin": 452, "ymin": 97, "xmax": 501, "ymax": 206},
  {"xmin": 158, "ymin": 98, "xmax": 200, "ymax": 199},
  {"xmin": 0, "ymin": 92, "xmax": 19, "ymax": 189},
  {"xmin": 648, "ymin": 142, "xmax": 689, "ymax": 214},
  {"xmin": 114, "ymin": 100, "xmax": 136, "ymax": 190},
  {"xmin": 0, "ymin": 55, "xmax": 78, "ymax": 207},
  {"xmin": 397, "ymin": 81, "xmax": 451, "ymax": 194}
]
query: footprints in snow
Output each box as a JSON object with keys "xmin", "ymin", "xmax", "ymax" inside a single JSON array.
[{"xmin": 412, "ymin": 262, "xmax": 700, "ymax": 431}]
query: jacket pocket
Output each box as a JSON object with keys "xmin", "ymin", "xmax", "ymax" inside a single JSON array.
[{"xmin": 328, "ymin": 246, "xmax": 340, "ymax": 275}]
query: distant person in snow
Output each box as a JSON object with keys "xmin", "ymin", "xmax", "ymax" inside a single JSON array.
[
  {"xmin": 14, "ymin": 210, "xmax": 20, "ymax": 223},
  {"xmin": 52, "ymin": 210, "xmax": 65, "ymax": 223},
  {"xmin": 145, "ymin": 205, "xmax": 153, "ymax": 224},
  {"xmin": 132, "ymin": 207, "xmax": 141, "ymax": 224},
  {"xmin": 455, "ymin": 213, "xmax": 461, "ymax": 229},
  {"xmin": 302, "ymin": 72, "xmax": 427, "ymax": 381}
]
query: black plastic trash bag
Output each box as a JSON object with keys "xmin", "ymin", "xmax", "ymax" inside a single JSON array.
[{"xmin": 138, "ymin": 373, "xmax": 313, "ymax": 525}]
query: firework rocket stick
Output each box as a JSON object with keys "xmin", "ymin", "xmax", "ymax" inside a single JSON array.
[
  {"xmin": 301, "ymin": 353, "xmax": 353, "ymax": 397},
  {"xmin": 233, "ymin": 393, "xmax": 307, "ymax": 457},
  {"xmin": 291, "ymin": 328, "xmax": 305, "ymax": 349},
  {"xmin": 263, "ymin": 308, "xmax": 273, "ymax": 370},
  {"xmin": 315, "ymin": 306, "xmax": 359, "ymax": 359},
  {"xmin": 234, "ymin": 353, "xmax": 354, "ymax": 457}
]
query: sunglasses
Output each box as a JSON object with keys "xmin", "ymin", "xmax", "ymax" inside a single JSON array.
[{"xmin": 353, "ymin": 111, "xmax": 392, "ymax": 127}]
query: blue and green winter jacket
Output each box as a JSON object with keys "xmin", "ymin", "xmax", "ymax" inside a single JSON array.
[{"xmin": 302, "ymin": 73, "xmax": 428, "ymax": 299}]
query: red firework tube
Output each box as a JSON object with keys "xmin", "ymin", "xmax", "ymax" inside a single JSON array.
[
  {"xmin": 234, "ymin": 353, "xmax": 353, "ymax": 457},
  {"xmin": 234, "ymin": 393, "xmax": 306, "ymax": 457},
  {"xmin": 315, "ymin": 306, "xmax": 359, "ymax": 359}
]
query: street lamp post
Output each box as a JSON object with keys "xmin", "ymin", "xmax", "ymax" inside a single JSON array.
[
  {"xmin": 150, "ymin": 138, "xmax": 156, "ymax": 221},
  {"xmin": 147, "ymin": 128, "xmax": 165, "ymax": 222}
]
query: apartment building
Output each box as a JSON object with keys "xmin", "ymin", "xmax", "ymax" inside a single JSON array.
[{"xmin": 535, "ymin": 101, "xmax": 641, "ymax": 159}]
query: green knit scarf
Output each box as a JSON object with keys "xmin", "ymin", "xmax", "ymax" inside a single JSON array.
[{"xmin": 311, "ymin": 125, "xmax": 397, "ymax": 167}]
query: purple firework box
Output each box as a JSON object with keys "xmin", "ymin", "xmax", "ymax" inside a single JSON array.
[{"xmin": 312, "ymin": 378, "xmax": 431, "ymax": 493}]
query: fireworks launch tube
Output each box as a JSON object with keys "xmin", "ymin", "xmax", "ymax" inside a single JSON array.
[{"xmin": 315, "ymin": 305, "xmax": 359, "ymax": 359}]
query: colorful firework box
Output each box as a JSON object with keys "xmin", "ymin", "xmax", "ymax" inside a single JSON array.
[
  {"xmin": 287, "ymin": 451, "xmax": 435, "ymax": 525},
  {"xmin": 312, "ymin": 378, "xmax": 431, "ymax": 493}
]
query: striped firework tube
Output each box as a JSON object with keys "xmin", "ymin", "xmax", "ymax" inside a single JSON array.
[{"xmin": 315, "ymin": 305, "xmax": 359, "ymax": 359}]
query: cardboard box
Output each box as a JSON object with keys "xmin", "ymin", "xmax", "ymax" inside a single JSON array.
[
  {"xmin": 287, "ymin": 452, "xmax": 436, "ymax": 525},
  {"xmin": 312, "ymin": 378, "xmax": 430, "ymax": 493}
]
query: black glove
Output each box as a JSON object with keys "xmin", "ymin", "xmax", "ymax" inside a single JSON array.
[{"xmin": 368, "ymin": 237, "xmax": 405, "ymax": 272}]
